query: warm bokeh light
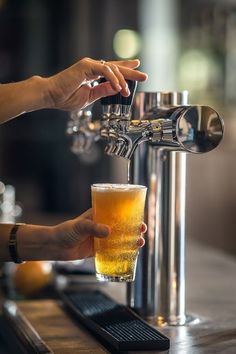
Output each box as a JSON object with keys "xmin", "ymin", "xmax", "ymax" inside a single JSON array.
[
  {"xmin": 178, "ymin": 49, "xmax": 221, "ymax": 91},
  {"xmin": 113, "ymin": 29, "xmax": 141, "ymax": 59}
]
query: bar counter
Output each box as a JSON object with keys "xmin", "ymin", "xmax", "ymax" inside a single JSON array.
[{"xmin": 1, "ymin": 240, "xmax": 236, "ymax": 354}]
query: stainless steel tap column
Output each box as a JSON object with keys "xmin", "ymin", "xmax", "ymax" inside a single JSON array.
[
  {"xmin": 67, "ymin": 86, "xmax": 224, "ymax": 327},
  {"xmin": 127, "ymin": 92, "xmax": 192, "ymax": 325}
]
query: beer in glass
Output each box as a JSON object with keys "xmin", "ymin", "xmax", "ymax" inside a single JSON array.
[{"xmin": 91, "ymin": 183, "xmax": 147, "ymax": 282}]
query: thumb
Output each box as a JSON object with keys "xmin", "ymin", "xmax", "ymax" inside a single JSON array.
[
  {"xmin": 73, "ymin": 219, "xmax": 110, "ymax": 239},
  {"xmin": 89, "ymin": 81, "xmax": 120, "ymax": 103}
]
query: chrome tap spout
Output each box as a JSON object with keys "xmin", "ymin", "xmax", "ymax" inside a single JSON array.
[{"xmin": 67, "ymin": 87, "xmax": 224, "ymax": 327}]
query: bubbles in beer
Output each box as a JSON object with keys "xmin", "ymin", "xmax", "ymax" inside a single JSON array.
[{"xmin": 92, "ymin": 184, "xmax": 146, "ymax": 281}]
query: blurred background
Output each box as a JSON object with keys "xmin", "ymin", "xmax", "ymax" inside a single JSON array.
[{"xmin": 0, "ymin": 0, "xmax": 236, "ymax": 256}]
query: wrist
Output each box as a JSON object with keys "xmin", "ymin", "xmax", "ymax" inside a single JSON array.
[
  {"xmin": 26, "ymin": 75, "xmax": 50, "ymax": 111},
  {"xmin": 17, "ymin": 224, "xmax": 59, "ymax": 261},
  {"xmin": 0, "ymin": 76, "xmax": 51, "ymax": 124}
]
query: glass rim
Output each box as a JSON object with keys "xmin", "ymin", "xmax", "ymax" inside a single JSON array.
[{"xmin": 91, "ymin": 183, "xmax": 147, "ymax": 190}]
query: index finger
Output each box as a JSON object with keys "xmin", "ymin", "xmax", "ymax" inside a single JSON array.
[
  {"xmin": 108, "ymin": 59, "xmax": 141, "ymax": 69},
  {"xmin": 117, "ymin": 65, "xmax": 148, "ymax": 82}
]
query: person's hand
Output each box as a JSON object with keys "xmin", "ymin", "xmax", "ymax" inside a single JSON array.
[
  {"xmin": 54, "ymin": 208, "xmax": 147, "ymax": 261},
  {"xmin": 45, "ymin": 57, "xmax": 148, "ymax": 112},
  {"xmin": 137, "ymin": 223, "xmax": 147, "ymax": 248}
]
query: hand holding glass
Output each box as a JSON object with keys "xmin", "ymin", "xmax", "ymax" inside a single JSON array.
[{"xmin": 92, "ymin": 183, "xmax": 147, "ymax": 282}]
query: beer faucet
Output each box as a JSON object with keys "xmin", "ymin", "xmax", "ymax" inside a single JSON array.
[{"xmin": 67, "ymin": 83, "xmax": 224, "ymax": 326}]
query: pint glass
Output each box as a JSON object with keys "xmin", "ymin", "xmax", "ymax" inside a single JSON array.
[{"xmin": 91, "ymin": 183, "xmax": 147, "ymax": 282}]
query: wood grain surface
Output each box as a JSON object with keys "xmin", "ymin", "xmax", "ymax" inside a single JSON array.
[
  {"xmin": 3, "ymin": 241, "xmax": 236, "ymax": 354},
  {"xmin": 17, "ymin": 300, "xmax": 109, "ymax": 354}
]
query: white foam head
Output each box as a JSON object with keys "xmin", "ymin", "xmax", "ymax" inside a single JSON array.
[{"xmin": 91, "ymin": 183, "xmax": 147, "ymax": 192}]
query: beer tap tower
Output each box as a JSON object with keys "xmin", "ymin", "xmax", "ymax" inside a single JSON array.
[{"xmin": 67, "ymin": 82, "xmax": 224, "ymax": 326}]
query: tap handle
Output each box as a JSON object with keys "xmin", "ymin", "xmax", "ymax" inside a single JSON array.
[
  {"xmin": 99, "ymin": 78, "xmax": 121, "ymax": 106},
  {"xmin": 121, "ymin": 80, "xmax": 137, "ymax": 106},
  {"xmin": 99, "ymin": 79, "xmax": 137, "ymax": 106}
]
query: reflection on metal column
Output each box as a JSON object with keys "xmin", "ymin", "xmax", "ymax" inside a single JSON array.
[{"xmin": 67, "ymin": 87, "xmax": 224, "ymax": 326}]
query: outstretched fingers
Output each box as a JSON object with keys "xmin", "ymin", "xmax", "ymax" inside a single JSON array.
[
  {"xmin": 116, "ymin": 65, "xmax": 148, "ymax": 82},
  {"xmin": 83, "ymin": 58, "xmax": 147, "ymax": 94},
  {"xmin": 109, "ymin": 59, "xmax": 141, "ymax": 69}
]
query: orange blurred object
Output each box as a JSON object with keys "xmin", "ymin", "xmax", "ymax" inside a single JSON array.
[{"xmin": 13, "ymin": 261, "xmax": 53, "ymax": 296}]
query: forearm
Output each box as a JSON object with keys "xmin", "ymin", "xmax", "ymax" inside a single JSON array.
[
  {"xmin": 0, "ymin": 223, "xmax": 59, "ymax": 262},
  {"xmin": 0, "ymin": 76, "xmax": 49, "ymax": 124},
  {"xmin": 0, "ymin": 58, "xmax": 147, "ymax": 124}
]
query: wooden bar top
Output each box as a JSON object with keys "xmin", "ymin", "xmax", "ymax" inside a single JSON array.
[
  {"xmin": 2, "ymin": 241, "xmax": 236, "ymax": 353},
  {"xmin": 17, "ymin": 300, "xmax": 109, "ymax": 354}
]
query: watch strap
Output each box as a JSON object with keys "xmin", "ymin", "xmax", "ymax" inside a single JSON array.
[{"xmin": 8, "ymin": 223, "xmax": 25, "ymax": 264}]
